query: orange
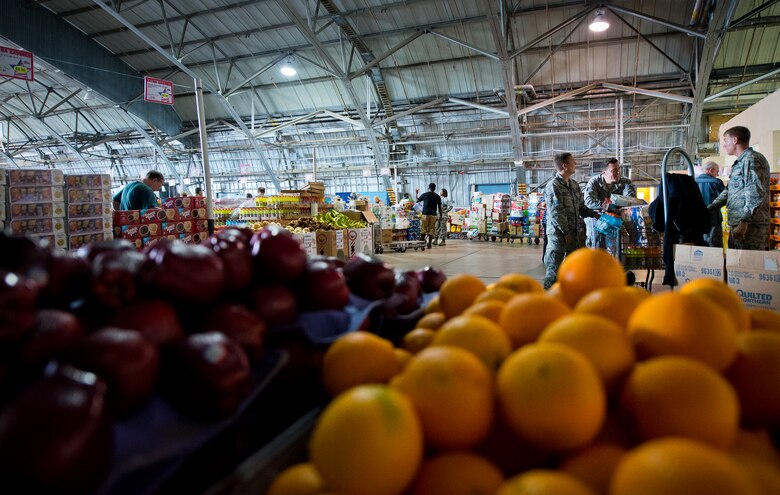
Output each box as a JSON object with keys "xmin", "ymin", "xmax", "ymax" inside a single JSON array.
[
  {"xmin": 538, "ymin": 314, "xmax": 635, "ymax": 390},
  {"xmin": 497, "ymin": 342, "xmax": 606, "ymax": 452},
  {"xmin": 499, "ymin": 293, "xmax": 571, "ymax": 348},
  {"xmin": 416, "ymin": 312, "xmax": 446, "ymax": 331},
  {"xmin": 309, "ymin": 385, "xmax": 423, "ymax": 495},
  {"xmin": 610, "ymin": 437, "xmax": 761, "ymax": 495},
  {"xmin": 627, "ymin": 292, "xmax": 738, "ymax": 371},
  {"xmin": 438, "ymin": 274, "xmax": 486, "ymax": 319},
  {"xmin": 560, "ymin": 442, "xmax": 626, "ymax": 495},
  {"xmin": 462, "ymin": 300, "xmax": 505, "ymax": 323},
  {"xmin": 474, "ymin": 287, "xmax": 517, "ymax": 304},
  {"xmin": 322, "ymin": 331, "xmax": 401, "ymax": 396},
  {"xmin": 731, "ymin": 428, "xmax": 780, "ymax": 467},
  {"xmin": 425, "ymin": 295, "xmax": 440, "ymax": 314},
  {"xmin": 408, "ymin": 451, "xmax": 504, "ymax": 495},
  {"xmin": 266, "ymin": 463, "xmax": 323, "ymax": 495},
  {"xmin": 574, "ymin": 286, "xmax": 649, "ymax": 329},
  {"xmin": 557, "ymin": 248, "xmax": 626, "ymax": 307},
  {"xmin": 620, "ymin": 356, "xmax": 739, "ymax": 449},
  {"xmin": 432, "ymin": 314, "xmax": 512, "ymax": 372},
  {"xmin": 493, "ymin": 273, "xmax": 544, "ymax": 294},
  {"xmin": 748, "ymin": 308, "xmax": 780, "ymax": 333},
  {"xmin": 394, "ymin": 348, "xmax": 413, "ymax": 370},
  {"xmin": 391, "ymin": 346, "xmax": 493, "ymax": 449},
  {"xmin": 402, "ymin": 328, "xmax": 436, "ymax": 354},
  {"xmin": 547, "ymin": 282, "xmax": 563, "ymax": 300},
  {"xmin": 725, "ymin": 330, "xmax": 780, "ymax": 428},
  {"xmin": 496, "ymin": 469, "xmax": 597, "ymax": 495},
  {"xmin": 680, "ymin": 278, "xmax": 750, "ymax": 331},
  {"xmin": 731, "ymin": 453, "xmax": 780, "ymax": 495},
  {"xmin": 476, "ymin": 412, "xmax": 554, "ymax": 477}
]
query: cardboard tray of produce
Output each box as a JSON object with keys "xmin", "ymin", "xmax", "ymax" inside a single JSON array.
[{"xmin": 96, "ymin": 349, "xmax": 288, "ymax": 495}]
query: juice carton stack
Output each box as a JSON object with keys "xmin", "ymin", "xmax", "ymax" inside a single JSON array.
[
  {"xmin": 65, "ymin": 174, "xmax": 114, "ymax": 250},
  {"xmin": 5, "ymin": 169, "xmax": 68, "ymax": 249}
]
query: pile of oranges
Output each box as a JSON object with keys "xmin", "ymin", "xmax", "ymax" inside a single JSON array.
[{"xmin": 268, "ymin": 248, "xmax": 780, "ymax": 495}]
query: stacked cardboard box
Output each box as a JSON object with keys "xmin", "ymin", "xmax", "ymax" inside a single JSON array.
[
  {"xmin": 113, "ymin": 195, "xmax": 209, "ymax": 249},
  {"xmin": 302, "ymin": 181, "xmax": 325, "ymax": 195},
  {"xmin": 65, "ymin": 174, "xmax": 113, "ymax": 250},
  {"xmin": 5, "ymin": 169, "xmax": 67, "ymax": 249}
]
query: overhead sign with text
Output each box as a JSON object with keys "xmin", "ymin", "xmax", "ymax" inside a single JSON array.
[
  {"xmin": 144, "ymin": 76, "xmax": 174, "ymax": 105},
  {"xmin": 0, "ymin": 46, "xmax": 34, "ymax": 81}
]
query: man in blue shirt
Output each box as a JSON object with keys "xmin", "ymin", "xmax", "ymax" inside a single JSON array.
[
  {"xmin": 695, "ymin": 160, "xmax": 726, "ymax": 247},
  {"xmin": 113, "ymin": 170, "xmax": 165, "ymax": 210}
]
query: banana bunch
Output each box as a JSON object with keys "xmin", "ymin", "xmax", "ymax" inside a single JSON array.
[{"xmin": 316, "ymin": 210, "xmax": 367, "ymax": 229}]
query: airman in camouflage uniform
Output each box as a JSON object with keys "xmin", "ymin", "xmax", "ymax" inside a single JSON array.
[
  {"xmin": 543, "ymin": 153, "xmax": 599, "ymax": 289},
  {"xmin": 435, "ymin": 188, "xmax": 453, "ymax": 246},
  {"xmin": 708, "ymin": 126, "xmax": 770, "ymax": 250},
  {"xmin": 584, "ymin": 158, "xmax": 637, "ymax": 250}
]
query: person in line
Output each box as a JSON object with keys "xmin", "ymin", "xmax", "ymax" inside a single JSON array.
[
  {"xmin": 695, "ymin": 160, "xmax": 726, "ymax": 247},
  {"xmin": 195, "ymin": 187, "xmax": 203, "ymax": 196},
  {"xmin": 584, "ymin": 158, "xmax": 636, "ymax": 249},
  {"xmin": 112, "ymin": 170, "xmax": 165, "ymax": 210},
  {"xmin": 708, "ymin": 126, "xmax": 770, "ymax": 250},
  {"xmin": 257, "ymin": 187, "xmax": 266, "ymax": 197},
  {"xmin": 435, "ymin": 188, "xmax": 453, "ymax": 246},
  {"xmin": 417, "ymin": 183, "xmax": 443, "ymax": 249},
  {"xmin": 543, "ymin": 153, "xmax": 600, "ymax": 289}
]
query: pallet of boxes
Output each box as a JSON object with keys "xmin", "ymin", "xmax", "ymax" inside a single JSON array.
[
  {"xmin": 65, "ymin": 174, "xmax": 114, "ymax": 251},
  {"xmin": 113, "ymin": 194, "xmax": 209, "ymax": 249},
  {"xmin": 4, "ymin": 169, "xmax": 68, "ymax": 249}
]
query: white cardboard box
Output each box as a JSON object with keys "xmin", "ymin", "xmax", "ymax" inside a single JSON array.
[
  {"xmin": 673, "ymin": 245, "xmax": 726, "ymax": 284},
  {"xmin": 726, "ymin": 249, "xmax": 780, "ymax": 311}
]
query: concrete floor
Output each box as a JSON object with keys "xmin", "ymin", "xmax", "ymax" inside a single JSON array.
[{"xmin": 377, "ymin": 237, "xmax": 669, "ymax": 292}]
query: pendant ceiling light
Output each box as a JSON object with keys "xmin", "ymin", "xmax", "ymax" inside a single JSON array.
[
  {"xmin": 280, "ymin": 55, "xmax": 297, "ymax": 77},
  {"xmin": 589, "ymin": 8, "xmax": 610, "ymax": 32}
]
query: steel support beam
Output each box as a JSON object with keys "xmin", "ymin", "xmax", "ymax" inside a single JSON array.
[
  {"xmin": 602, "ymin": 83, "xmax": 693, "ymax": 104},
  {"xmin": 92, "ymin": 0, "xmax": 282, "ymax": 191},
  {"xmin": 124, "ymin": 112, "xmax": 188, "ymax": 193},
  {"xmin": 728, "ymin": 0, "xmax": 780, "ymax": 30},
  {"xmin": 523, "ymin": 15, "xmax": 586, "ymax": 85},
  {"xmin": 223, "ymin": 53, "xmax": 288, "ymax": 98},
  {"xmin": 372, "ymin": 97, "xmax": 447, "ymax": 128},
  {"xmin": 428, "ymin": 30, "xmax": 500, "ymax": 60},
  {"xmin": 448, "ymin": 97, "xmax": 509, "ymax": 116},
  {"xmin": 704, "ymin": 66, "xmax": 780, "ymax": 102},
  {"xmin": 276, "ymin": 1, "xmax": 386, "ymax": 175},
  {"xmin": 607, "ymin": 9, "xmax": 689, "ymax": 75},
  {"xmin": 0, "ymin": 0, "xmax": 182, "ymax": 137},
  {"xmin": 606, "ymin": 5, "xmax": 707, "ymax": 39},
  {"xmin": 35, "ymin": 118, "xmax": 95, "ymax": 173},
  {"xmin": 685, "ymin": 0, "xmax": 739, "ymax": 155},
  {"xmin": 517, "ymin": 84, "xmax": 600, "ymax": 116},
  {"xmin": 349, "ymin": 31, "xmax": 425, "ymax": 79},
  {"xmin": 509, "ymin": 6, "xmax": 595, "ymax": 60}
]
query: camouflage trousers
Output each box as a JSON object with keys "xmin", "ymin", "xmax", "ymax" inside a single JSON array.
[
  {"xmin": 728, "ymin": 223, "xmax": 769, "ymax": 250},
  {"xmin": 543, "ymin": 232, "xmax": 580, "ymax": 289},
  {"xmin": 435, "ymin": 216, "xmax": 448, "ymax": 242}
]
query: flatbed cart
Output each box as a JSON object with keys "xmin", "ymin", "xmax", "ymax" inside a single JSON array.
[{"xmin": 375, "ymin": 238, "xmax": 426, "ymax": 253}]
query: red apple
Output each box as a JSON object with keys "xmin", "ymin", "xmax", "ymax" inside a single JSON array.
[
  {"xmin": 248, "ymin": 285, "xmax": 298, "ymax": 327},
  {"xmin": 250, "ymin": 225, "xmax": 307, "ymax": 284},
  {"xmin": 0, "ymin": 233, "xmax": 50, "ymax": 287},
  {"xmin": 217, "ymin": 227, "xmax": 254, "ymax": 244},
  {"xmin": 75, "ymin": 238, "xmax": 136, "ymax": 262},
  {"xmin": 309, "ymin": 255, "xmax": 346, "ymax": 270},
  {"xmin": 21, "ymin": 309, "xmax": 86, "ymax": 367},
  {"xmin": 416, "ymin": 266, "xmax": 447, "ymax": 292},
  {"xmin": 72, "ymin": 328, "xmax": 160, "ymax": 417},
  {"xmin": 144, "ymin": 241, "xmax": 225, "ymax": 303},
  {"xmin": 394, "ymin": 271, "xmax": 422, "ymax": 314},
  {"xmin": 90, "ymin": 250, "xmax": 148, "ymax": 309},
  {"xmin": 42, "ymin": 251, "xmax": 90, "ymax": 308},
  {"xmin": 209, "ymin": 231, "xmax": 252, "ymax": 292},
  {"xmin": 0, "ymin": 271, "xmax": 39, "ymax": 345},
  {"xmin": 342, "ymin": 253, "xmax": 395, "ymax": 300},
  {"xmin": 203, "ymin": 304, "xmax": 266, "ymax": 360},
  {"xmin": 296, "ymin": 260, "xmax": 349, "ymax": 311},
  {"xmin": 0, "ymin": 364, "xmax": 111, "ymax": 494},
  {"xmin": 164, "ymin": 332, "xmax": 252, "ymax": 418},
  {"xmin": 109, "ymin": 299, "xmax": 185, "ymax": 346}
]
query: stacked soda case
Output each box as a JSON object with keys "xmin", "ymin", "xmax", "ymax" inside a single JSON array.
[
  {"xmin": 4, "ymin": 169, "xmax": 68, "ymax": 249},
  {"xmin": 113, "ymin": 195, "xmax": 209, "ymax": 249},
  {"xmin": 65, "ymin": 174, "xmax": 114, "ymax": 250}
]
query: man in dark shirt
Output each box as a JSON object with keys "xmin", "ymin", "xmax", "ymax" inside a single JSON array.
[
  {"xmin": 696, "ymin": 160, "xmax": 726, "ymax": 247},
  {"xmin": 112, "ymin": 170, "xmax": 165, "ymax": 210},
  {"xmin": 417, "ymin": 183, "xmax": 443, "ymax": 249}
]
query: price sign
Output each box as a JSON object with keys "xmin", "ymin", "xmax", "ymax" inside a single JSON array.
[
  {"xmin": 144, "ymin": 76, "xmax": 174, "ymax": 105},
  {"xmin": 0, "ymin": 46, "xmax": 33, "ymax": 81}
]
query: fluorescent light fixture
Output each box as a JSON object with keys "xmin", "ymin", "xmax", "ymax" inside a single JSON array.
[
  {"xmin": 280, "ymin": 55, "xmax": 297, "ymax": 77},
  {"xmin": 589, "ymin": 8, "xmax": 609, "ymax": 32}
]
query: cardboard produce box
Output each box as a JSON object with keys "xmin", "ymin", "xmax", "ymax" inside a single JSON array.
[
  {"xmin": 315, "ymin": 230, "xmax": 347, "ymax": 260},
  {"xmin": 346, "ymin": 227, "xmax": 372, "ymax": 258},
  {"xmin": 726, "ymin": 249, "xmax": 780, "ymax": 311},
  {"xmin": 673, "ymin": 245, "xmax": 725, "ymax": 284}
]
